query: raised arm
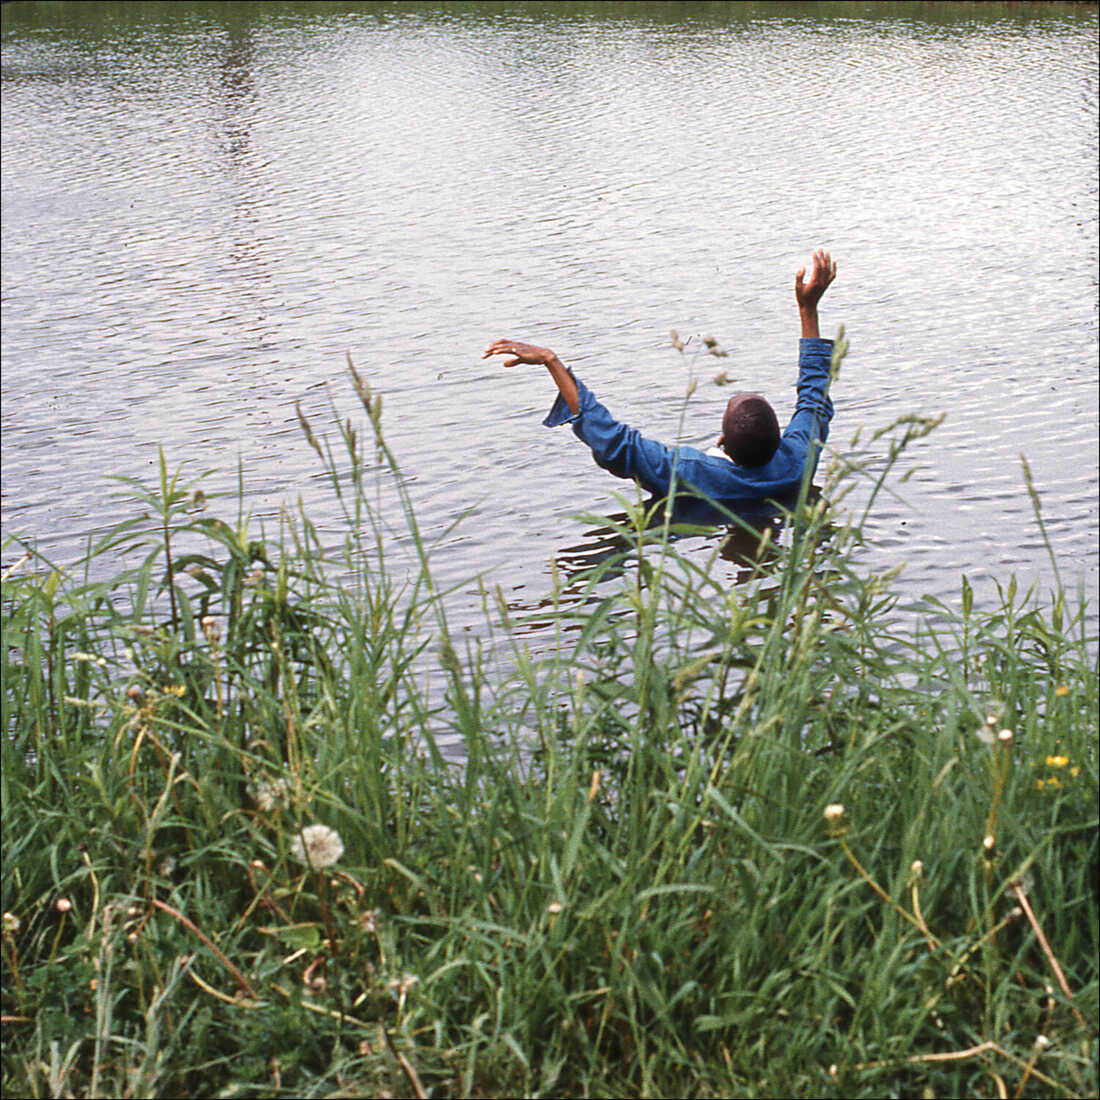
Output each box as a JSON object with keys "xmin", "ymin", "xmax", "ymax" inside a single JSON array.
[
  {"xmin": 482, "ymin": 339, "xmax": 579, "ymax": 416},
  {"xmin": 794, "ymin": 249, "xmax": 837, "ymax": 339}
]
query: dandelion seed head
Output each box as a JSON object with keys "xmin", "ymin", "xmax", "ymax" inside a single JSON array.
[
  {"xmin": 547, "ymin": 901, "xmax": 563, "ymax": 915},
  {"xmin": 387, "ymin": 973, "xmax": 419, "ymax": 996},
  {"xmin": 1034, "ymin": 1034, "xmax": 1051, "ymax": 1050},
  {"xmin": 55, "ymin": 897, "xmax": 72, "ymax": 913},
  {"xmin": 998, "ymin": 728, "xmax": 1013, "ymax": 744},
  {"xmin": 1011, "ymin": 873, "xmax": 1033, "ymax": 897},
  {"xmin": 250, "ymin": 776, "xmax": 289, "ymax": 812},
  {"xmin": 983, "ymin": 834, "xmax": 996, "ymax": 852},
  {"xmin": 824, "ymin": 803, "xmax": 845, "ymax": 823},
  {"xmin": 290, "ymin": 824, "xmax": 345, "ymax": 869}
]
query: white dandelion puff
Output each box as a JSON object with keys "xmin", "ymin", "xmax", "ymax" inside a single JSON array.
[
  {"xmin": 249, "ymin": 776, "xmax": 289, "ymax": 812},
  {"xmin": 290, "ymin": 824, "xmax": 345, "ymax": 869}
]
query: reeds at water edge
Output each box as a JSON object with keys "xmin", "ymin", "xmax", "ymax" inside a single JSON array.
[{"xmin": 2, "ymin": 343, "xmax": 1096, "ymax": 1098}]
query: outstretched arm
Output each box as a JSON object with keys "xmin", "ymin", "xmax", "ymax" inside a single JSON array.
[
  {"xmin": 795, "ymin": 249, "xmax": 837, "ymax": 339},
  {"xmin": 482, "ymin": 339, "xmax": 579, "ymax": 416}
]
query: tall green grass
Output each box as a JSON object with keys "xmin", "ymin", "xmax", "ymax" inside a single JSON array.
[{"xmin": 2, "ymin": 350, "xmax": 1096, "ymax": 1098}]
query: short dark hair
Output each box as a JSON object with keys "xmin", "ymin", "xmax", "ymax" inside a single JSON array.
[{"xmin": 722, "ymin": 394, "xmax": 780, "ymax": 467}]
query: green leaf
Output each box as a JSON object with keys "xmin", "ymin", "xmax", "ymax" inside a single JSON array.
[{"xmin": 268, "ymin": 923, "xmax": 322, "ymax": 951}]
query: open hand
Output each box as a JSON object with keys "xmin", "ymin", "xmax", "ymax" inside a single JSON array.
[
  {"xmin": 795, "ymin": 249, "xmax": 837, "ymax": 311},
  {"xmin": 482, "ymin": 339, "xmax": 557, "ymax": 367}
]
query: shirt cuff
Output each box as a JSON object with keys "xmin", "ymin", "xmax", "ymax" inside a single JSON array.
[{"xmin": 542, "ymin": 371, "xmax": 583, "ymax": 427}]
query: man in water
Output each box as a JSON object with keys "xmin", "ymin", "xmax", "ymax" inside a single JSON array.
[{"xmin": 483, "ymin": 249, "xmax": 837, "ymax": 513}]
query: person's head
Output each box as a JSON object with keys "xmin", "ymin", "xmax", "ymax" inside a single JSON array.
[{"xmin": 720, "ymin": 393, "xmax": 780, "ymax": 467}]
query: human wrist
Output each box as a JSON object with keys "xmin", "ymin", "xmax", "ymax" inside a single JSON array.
[{"xmin": 799, "ymin": 305, "xmax": 820, "ymax": 339}]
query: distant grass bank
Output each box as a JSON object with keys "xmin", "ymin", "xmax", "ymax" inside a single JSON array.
[{"xmin": 2, "ymin": 357, "xmax": 1096, "ymax": 1098}]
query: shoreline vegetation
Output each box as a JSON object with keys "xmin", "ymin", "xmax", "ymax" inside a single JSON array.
[{"xmin": 2, "ymin": 345, "xmax": 1097, "ymax": 1098}]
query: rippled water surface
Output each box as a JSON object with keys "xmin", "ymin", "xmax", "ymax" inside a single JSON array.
[{"xmin": 3, "ymin": 2, "xmax": 1098, "ymax": 644}]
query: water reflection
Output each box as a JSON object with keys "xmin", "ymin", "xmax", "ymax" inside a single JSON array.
[
  {"xmin": 217, "ymin": 23, "xmax": 255, "ymax": 168},
  {"xmin": 504, "ymin": 492, "xmax": 817, "ymax": 635},
  {"xmin": 1, "ymin": 0, "xmax": 1096, "ymax": 672}
]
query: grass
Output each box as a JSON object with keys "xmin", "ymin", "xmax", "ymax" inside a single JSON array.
[{"xmin": 1, "ymin": 346, "xmax": 1097, "ymax": 1098}]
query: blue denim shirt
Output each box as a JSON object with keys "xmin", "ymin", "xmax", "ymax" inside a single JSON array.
[{"xmin": 543, "ymin": 337, "xmax": 835, "ymax": 510}]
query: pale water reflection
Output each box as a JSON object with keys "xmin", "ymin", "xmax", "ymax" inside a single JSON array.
[{"xmin": 3, "ymin": 2, "xmax": 1097, "ymax": 686}]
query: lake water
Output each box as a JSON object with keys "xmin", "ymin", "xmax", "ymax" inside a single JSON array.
[{"xmin": 3, "ymin": 2, "xmax": 1098, "ymax": 656}]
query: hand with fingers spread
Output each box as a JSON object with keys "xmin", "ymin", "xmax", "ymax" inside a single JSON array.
[
  {"xmin": 795, "ymin": 249, "xmax": 837, "ymax": 339},
  {"xmin": 482, "ymin": 339, "xmax": 558, "ymax": 368},
  {"xmin": 483, "ymin": 338, "xmax": 579, "ymax": 415}
]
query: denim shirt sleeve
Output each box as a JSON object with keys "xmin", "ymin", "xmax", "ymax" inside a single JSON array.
[
  {"xmin": 782, "ymin": 337, "xmax": 834, "ymax": 452},
  {"xmin": 542, "ymin": 338, "xmax": 834, "ymax": 504},
  {"xmin": 543, "ymin": 376, "xmax": 700, "ymax": 498}
]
